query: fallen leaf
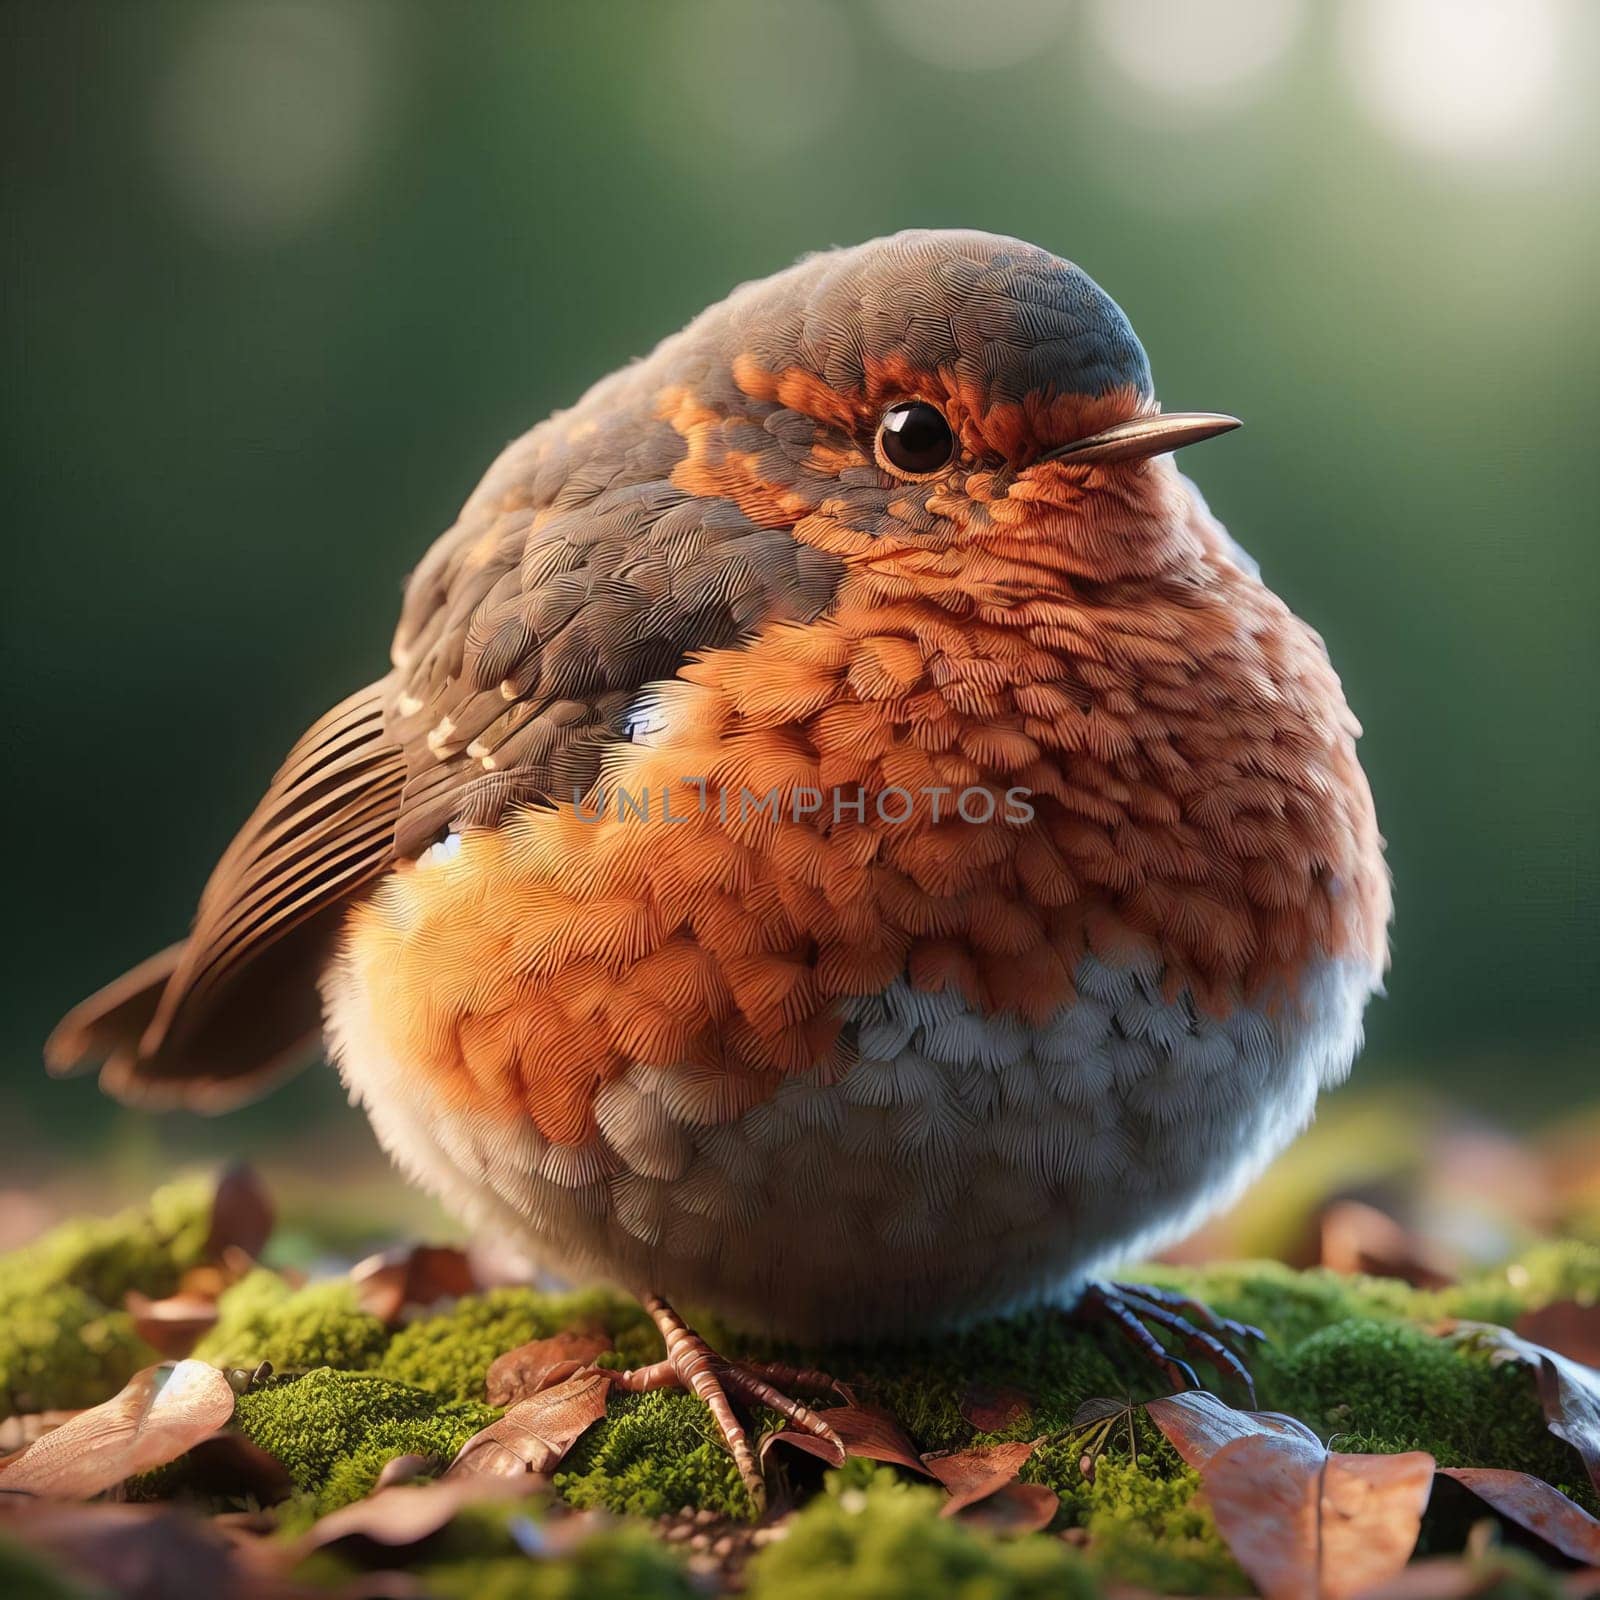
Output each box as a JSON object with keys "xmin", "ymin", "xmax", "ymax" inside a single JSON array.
[
  {"xmin": 177, "ymin": 1264, "xmax": 230, "ymax": 1300},
  {"xmin": 1203, "ymin": 1433, "xmax": 1434, "ymax": 1600},
  {"xmin": 352, "ymin": 1245, "xmax": 476, "ymax": 1325},
  {"xmin": 0, "ymin": 1409, "xmax": 80, "ymax": 1455},
  {"xmin": 296, "ymin": 1477, "xmax": 537, "ymax": 1555},
  {"xmin": 507, "ymin": 1507, "xmax": 621, "ymax": 1558},
  {"xmin": 375, "ymin": 1452, "xmax": 441, "ymax": 1489},
  {"xmin": 1516, "ymin": 1301, "xmax": 1600, "ymax": 1369},
  {"xmin": 205, "ymin": 1163, "xmax": 274, "ymax": 1263},
  {"xmin": 486, "ymin": 1328, "xmax": 613, "ymax": 1406},
  {"xmin": 1439, "ymin": 1466, "xmax": 1600, "ymax": 1565},
  {"xmin": 446, "ymin": 1367, "xmax": 612, "ymax": 1478},
  {"xmin": 924, "ymin": 1438, "xmax": 1039, "ymax": 1515},
  {"xmin": 178, "ymin": 1432, "xmax": 295, "ymax": 1507},
  {"xmin": 761, "ymin": 1402, "xmax": 927, "ymax": 1475},
  {"xmin": 0, "ymin": 1502, "xmax": 260, "ymax": 1600},
  {"xmin": 1318, "ymin": 1198, "xmax": 1456, "ymax": 1288},
  {"xmin": 958, "ymin": 1382, "xmax": 1034, "ymax": 1434},
  {"xmin": 1355, "ymin": 1552, "xmax": 1582, "ymax": 1599},
  {"xmin": 1457, "ymin": 1322, "xmax": 1600, "ymax": 1494},
  {"xmin": 950, "ymin": 1480, "xmax": 1059, "ymax": 1536},
  {"xmin": 0, "ymin": 1360, "xmax": 235, "ymax": 1498},
  {"xmin": 1072, "ymin": 1396, "xmax": 1137, "ymax": 1428},
  {"xmin": 126, "ymin": 1291, "xmax": 220, "ymax": 1358},
  {"xmin": 1145, "ymin": 1388, "xmax": 1321, "ymax": 1471}
]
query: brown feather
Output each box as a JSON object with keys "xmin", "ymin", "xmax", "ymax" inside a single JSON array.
[{"xmin": 48, "ymin": 683, "xmax": 405, "ymax": 1109}]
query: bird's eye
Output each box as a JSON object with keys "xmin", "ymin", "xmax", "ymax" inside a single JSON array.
[{"xmin": 875, "ymin": 400, "xmax": 956, "ymax": 477}]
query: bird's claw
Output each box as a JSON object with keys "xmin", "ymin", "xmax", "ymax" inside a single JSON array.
[
  {"xmin": 616, "ymin": 1295, "xmax": 845, "ymax": 1511},
  {"xmin": 1080, "ymin": 1279, "xmax": 1262, "ymax": 1405}
]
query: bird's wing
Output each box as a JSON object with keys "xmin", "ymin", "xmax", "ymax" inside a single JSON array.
[
  {"xmin": 377, "ymin": 419, "xmax": 840, "ymax": 858},
  {"xmin": 49, "ymin": 410, "xmax": 841, "ymax": 1108},
  {"xmin": 48, "ymin": 683, "xmax": 407, "ymax": 1107}
]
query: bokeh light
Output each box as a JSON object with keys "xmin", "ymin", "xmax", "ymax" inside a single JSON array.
[
  {"xmin": 154, "ymin": 0, "xmax": 397, "ymax": 242},
  {"xmin": 664, "ymin": 0, "xmax": 859, "ymax": 170},
  {"xmin": 1087, "ymin": 0, "xmax": 1309, "ymax": 105},
  {"xmin": 869, "ymin": 0, "xmax": 1072, "ymax": 73},
  {"xmin": 1340, "ymin": 0, "xmax": 1571, "ymax": 158}
]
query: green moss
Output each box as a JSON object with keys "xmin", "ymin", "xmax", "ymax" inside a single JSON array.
[
  {"xmin": 232, "ymin": 1369, "xmax": 495, "ymax": 1513},
  {"xmin": 379, "ymin": 1287, "xmax": 656, "ymax": 1403},
  {"xmin": 12, "ymin": 1172, "xmax": 1600, "ymax": 1593},
  {"xmin": 1140, "ymin": 1259, "xmax": 1422, "ymax": 1348},
  {"xmin": 0, "ymin": 1176, "xmax": 224, "ymax": 1417},
  {"xmin": 192, "ymin": 1270, "xmax": 390, "ymax": 1374},
  {"xmin": 744, "ymin": 1472, "xmax": 1099, "ymax": 1600},
  {"xmin": 825, "ymin": 1305, "xmax": 1132, "ymax": 1457},
  {"xmin": 556, "ymin": 1389, "xmax": 755, "ymax": 1521},
  {"xmin": 1269, "ymin": 1318, "xmax": 1597, "ymax": 1510},
  {"xmin": 423, "ymin": 1525, "xmax": 698, "ymax": 1600},
  {"xmin": 0, "ymin": 1278, "xmax": 154, "ymax": 1416},
  {"xmin": 293, "ymin": 1504, "xmax": 699, "ymax": 1600},
  {"xmin": 1077, "ymin": 1460, "xmax": 1244, "ymax": 1596},
  {"xmin": 0, "ymin": 1533, "xmax": 95, "ymax": 1600},
  {"xmin": 1444, "ymin": 1238, "xmax": 1600, "ymax": 1325},
  {"xmin": 0, "ymin": 1177, "xmax": 215, "ymax": 1308}
]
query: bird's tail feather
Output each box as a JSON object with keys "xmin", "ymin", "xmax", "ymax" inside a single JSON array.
[{"xmin": 46, "ymin": 681, "xmax": 405, "ymax": 1111}]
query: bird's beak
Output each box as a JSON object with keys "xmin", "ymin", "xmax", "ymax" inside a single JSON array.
[{"xmin": 1041, "ymin": 411, "xmax": 1241, "ymax": 466}]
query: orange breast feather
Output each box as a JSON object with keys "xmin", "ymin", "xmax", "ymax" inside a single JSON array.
[{"xmin": 344, "ymin": 496, "xmax": 1388, "ymax": 1147}]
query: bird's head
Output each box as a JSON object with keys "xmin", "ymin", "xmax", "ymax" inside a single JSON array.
[{"xmin": 616, "ymin": 229, "xmax": 1239, "ymax": 605}]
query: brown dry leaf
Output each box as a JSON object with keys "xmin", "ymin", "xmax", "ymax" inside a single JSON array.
[
  {"xmin": 761, "ymin": 1402, "xmax": 928, "ymax": 1475},
  {"xmin": 0, "ymin": 1360, "xmax": 236, "ymax": 1498},
  {"xmin": 1145, "ymin": 1388, "xmax": 1321, "ymax": 1471},
  {"xmin": 296, "ymin": 1477, "xmax": 537, "ymax": 1556},
  {"xmin": 1318, "ymin": 1198, "xmax": 1456, "ymax": 1288},
  {"xmin": 352, "ymin": 1244, "xmax": 477, "ymax": 1325},
  {"xmin": 1439, "ymin": 1466, "xmax": 1600, "ymax": 1565},
  {"xmin": 958, "ymin": 1382, "xmax": 1034, "ymax": 1434},
  {"xmin": 1516, "ymin": 1301, "xmax": 1600, "ymax": 1369},
  {"xmin": 1203, "ymin": 1432, "xmax": 1434, "ymax": 1600},
  {"xmin": 0, "ymin": 1501, "xmax": 277, "ymax": 1600},
  {"xmin": 445, "ymin": 1367, "xmax": 612, "ymax": 1478},
  {"xmin": 1355, "ymin": 1553, "xmax": 1577, "ymax": 1599},
  {"xmin": 126, "ymin": 1291, "xmax": 221, "ymax": 1358},
  {"xmin": 206, "ymin": 1162, "xmax": 275, "ymax": 1263},
  {"xmin": 950, "ymin": 1480, "xmax": 1060, "ymax": 1536},
  {"xmin": 374, "ymin": 1452, "xmax": 441, "ymax": 1489},
  {"xmin": 1458, "ymin": 1322, "xmax": 1600, "ymax": 1494},
  {"xmin": 924, "ymin": 1438, "xmax": 1039, "ymax": 1515},
  {"xmin": 180, "ymin": 1431, "xmax": 295, "ymax": 1507},
  {"xmin": 178, "ymin": 1264, "xmax": 230, "ymax": 1299},
  {"xmin": 486, "ymin": 1327, "xmax": 613, "ymax": 1406},
  {"xmin": 0, "ymin": 1409, "xmax": 80, "ymax": 1455}
]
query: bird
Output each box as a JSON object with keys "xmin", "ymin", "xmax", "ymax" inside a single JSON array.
[{"xmin": 49, "ymin": 229, "xmax": 1389, "ymax": 1505}]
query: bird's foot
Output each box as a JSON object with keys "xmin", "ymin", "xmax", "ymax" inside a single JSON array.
[
  {"xmin": 612, "ymin": 1293, "xmax": 847, "ymax": 1510},
  {"xmin": 1079, "ymin": 1280, "xmax": 1264, "ymax": 1404}
]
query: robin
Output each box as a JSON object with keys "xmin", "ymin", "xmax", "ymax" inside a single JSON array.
[{"xmin": 50, "ymin": 230, "xmax": 1389, "ymax": 1505}]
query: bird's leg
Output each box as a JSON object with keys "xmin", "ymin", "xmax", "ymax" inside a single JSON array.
[
  {"xmin": 1078, "ymin": 1280, "xmax": 1264, "ymax": 1404},
  {"xmin": 609, "ymin": 1293, "xmax": 846, "ymax": 1509}
]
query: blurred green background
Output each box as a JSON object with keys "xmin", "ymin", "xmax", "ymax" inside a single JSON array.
[{"xmin": 2, "ymin": 0, "xmax": 1596, "ymax": 1177}]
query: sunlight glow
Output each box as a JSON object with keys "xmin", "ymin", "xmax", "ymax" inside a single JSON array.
[
  {"xmin": 870, "ymin": 0, "xmax": 1072, "ymax": 73},
  {"xmin": 155, "ymin": 1, "xmax": 394, "ymax": 241},
  {"xmin": 1087, "ymin": 0, "xmax": 1308, "ymax": 104},
  {"xmin": 1340, "ymin": 0, "xmax": 1569, "ymax": 157},
  {"xmin": 669, "ymin": 0, "xmax": 858, "ymax": 167}
]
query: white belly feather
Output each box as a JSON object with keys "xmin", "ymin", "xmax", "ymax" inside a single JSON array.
[{"xmin": 324, "ymin": 952, "xmax": 1371, "ymax": 1340}]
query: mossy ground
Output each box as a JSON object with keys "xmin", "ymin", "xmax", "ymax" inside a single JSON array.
[
  {"xmin": 3, "ymin": 1187, "xmax": 1596, "ymax": 1597},
  {"xmin": 0, "ymin": 1177, "xmax": 215, "ymax": 1414}
]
